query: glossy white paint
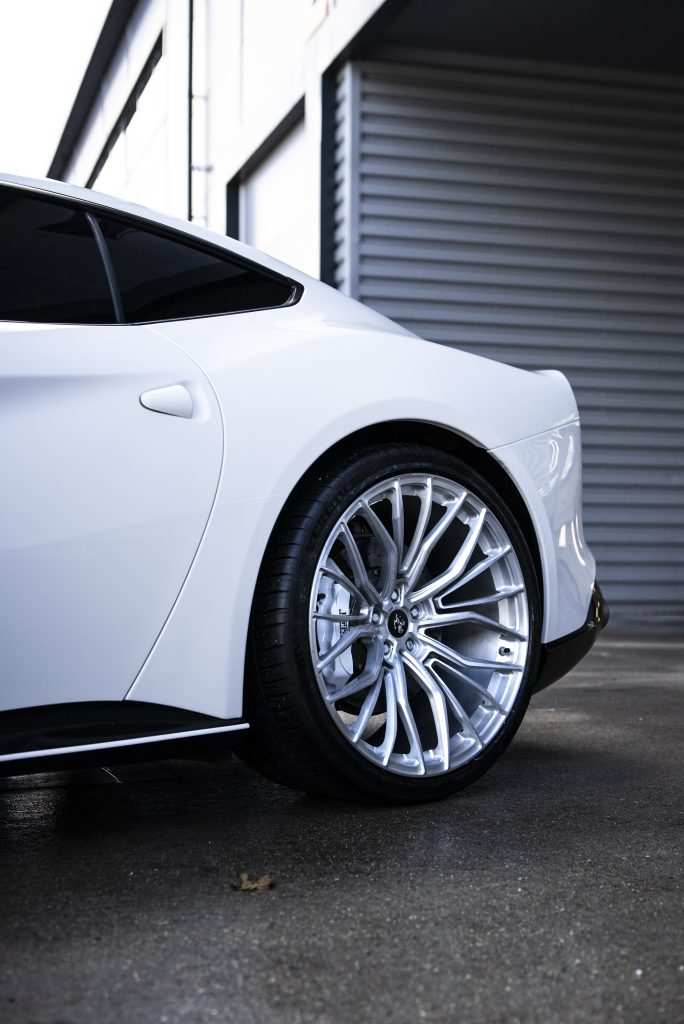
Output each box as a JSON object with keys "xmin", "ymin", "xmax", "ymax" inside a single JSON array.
[
  {"xmin": 493, "ymin": 419, "xmax": 595, "ymax": 644},
  {"xmin": 0, "ymin": 318, "xmax": 222, "ymax": 712},
  {"xmin": 127, "ymin": 305, "xmax": 590, "ymax": 719},
  {"xmin": 0, "ymin": 173, "xmax": 596, "ymax": 723}
]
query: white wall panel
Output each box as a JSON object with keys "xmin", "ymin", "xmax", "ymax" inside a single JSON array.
[
  {"xmin": 240, "ymin": 118, "xmax": 318, "ymax": 277},
  {"xmin": 92, "ymin": 54, "xmax": 169, "ymax": 213}
]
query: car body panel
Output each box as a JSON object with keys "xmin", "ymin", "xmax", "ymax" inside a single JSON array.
[
  {"xmin": 492, "ymin": 420, "xmax": 595, "ymax": 644},
  {"xmin": 126, "ymin": 308, "xmax": 592, "ymax": 720},
  {"xmin": 0, "ymin": 171, "xmax": 596, "ymax": 726},
  {"xmin": 0, "ymin": 319, "xmax": 222, "ymax": 710}
]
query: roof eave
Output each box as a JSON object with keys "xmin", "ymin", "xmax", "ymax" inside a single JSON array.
[{"xmin": 47, "ymin": 0, "xmax": 140, "ymax": 181}]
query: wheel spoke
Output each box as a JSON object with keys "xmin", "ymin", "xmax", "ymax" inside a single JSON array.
[
  {"xmin": 351, "ymin": 673, "xmax": 384, "ymax": 743},
  {"xmin": 402, "ymin": 651, "xmax": 451, "ymax": 773},
  {"xmin": 393, "ymin": 655, "xmax": 425, "ymax": 774},
  {"xmin": 360, "ymin": 499, "xmax": 398, "ymax": 597},
  {"xmin": 403, "ymin": 492, "xmax": 466, "ymax": 593},
  {"xmin": 325, "ymin": 642, "xmax": 384, "ymax": 703},
  {"xmin": 410, "ymin": 507, "xmax": 487, "ymax": 604},
  {"xmin": 437, "ymin": 545, "xmax": 511, "ymax": 603},
  {"xmin": 339, "ymin": 523, "xmax": 381, "ymax": 604},
  {"xmin": 400, "ymin": 477, "xmax": 433, "ymax": 575},
  {"xmin": 426, "ymin": 653, "xmax": 506, "ymax": 715},
  {"xmin": 438, "ymin": 585, "xmax": 524, "ymax": 610},
  {"xmin": 422, "ymin": 634, "xmax": 523, "ymax": 675},
  {"xmin": 319, "ymin": 560, "xmax": 367, "ymax": 607},
  {"xmin": 424, "ymin": 664, "xmax": 484, "ymax": 749},
  {"xmin": 391, "ymin": 480, "xmax": 405, "ymax": 565},
  {"xmin": 377, "ymin": 670, "xmax": 398, "ymax": 766},
  {"xmin": 421, "ymin": 609, "xmax": 527, "ymax": 642},
  {"xmin": 316, "ymin": 624, "xmax": 375, "ymax": 672}
]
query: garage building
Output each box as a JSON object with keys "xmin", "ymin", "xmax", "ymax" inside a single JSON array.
[{"xmin": 50, "ymin": 0, "xmax": 684, "ymax": 628}]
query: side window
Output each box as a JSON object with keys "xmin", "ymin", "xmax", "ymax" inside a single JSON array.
[
  {"xmin": 0, "ymin": 187, "xmax": 115, "ymax": 324},
  {"xmin": 95, "ymin": 214, "xmax": 296, "ymax": 322}
]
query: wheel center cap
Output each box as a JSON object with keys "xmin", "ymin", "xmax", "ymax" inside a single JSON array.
[{"xmin": 388, "ymin": 608, "xmax": 409, "ymax": 639}]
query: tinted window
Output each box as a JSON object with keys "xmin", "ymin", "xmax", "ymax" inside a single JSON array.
[
  {"xmin": 96, "ymin": 215, "xmax": 295, "ymax": 322},
  {"xmin": 0, "ymin": 187, "xmax": 115, "ymax": 324}
]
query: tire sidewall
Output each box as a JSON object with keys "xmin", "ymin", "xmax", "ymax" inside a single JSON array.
[{"xmin": 254, "ymin": 444, "xmax": 542, "ymax": 803}]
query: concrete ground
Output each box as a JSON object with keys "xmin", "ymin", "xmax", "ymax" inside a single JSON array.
[{"xmin": 0, "ymin": 635, "xmax": 682, "ymax": 1024}]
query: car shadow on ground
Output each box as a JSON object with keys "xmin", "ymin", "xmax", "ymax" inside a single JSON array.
[
  {"xmin": 0, "ymin": 726, "xmax": 659, "ymax": 874},
  {"xmin": 2, "ymin": 646, "xmax": 683, "ymax": 1024}
]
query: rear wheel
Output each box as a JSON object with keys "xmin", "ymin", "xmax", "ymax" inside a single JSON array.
[{"xmin": 238, "ymin": 444, "xmax": 541, "ymax": 802}]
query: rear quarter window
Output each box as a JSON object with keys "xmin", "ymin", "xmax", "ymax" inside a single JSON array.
[{"xmin": 95, "ymin": 214, "xmax": 296, "ymax": 322}]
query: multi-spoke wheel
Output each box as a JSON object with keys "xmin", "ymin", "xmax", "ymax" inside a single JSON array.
[
  {"xmin": 310, "ymin": 474, "xmax": 529, "ymax": 777},
  {"xmin": 239, "ymin": 444, "xmax": 540, "ymax": 803}
]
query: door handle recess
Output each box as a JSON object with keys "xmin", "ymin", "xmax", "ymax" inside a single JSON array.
[{"xmin": 140, "ymin": 384, "xmax": 194, "ymax": 419}]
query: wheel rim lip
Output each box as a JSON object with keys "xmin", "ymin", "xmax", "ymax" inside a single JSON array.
[{"xmin": 308, "ymin": 472, "xmax": 530, "ymax": 779}]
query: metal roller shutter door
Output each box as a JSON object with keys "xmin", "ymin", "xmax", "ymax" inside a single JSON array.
[{"xmin": 332, "ymin": 53, "xmax": 684, "ymax": 628}]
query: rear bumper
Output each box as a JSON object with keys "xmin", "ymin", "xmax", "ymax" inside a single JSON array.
[
  {"xmin": 533, "ymin": 582, "xmax": 610, "ymax": 693},
  {"xmin": 492, "ymin": 418, "xmax": 596, "ymax": 644}
]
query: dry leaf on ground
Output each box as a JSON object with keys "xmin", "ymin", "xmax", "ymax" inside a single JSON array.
[{"xmin": 231, "ymin": 872, "xmax": 274, "ymax": 893}]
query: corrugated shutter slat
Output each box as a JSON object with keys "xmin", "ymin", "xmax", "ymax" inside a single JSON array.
[{"xmin": 334, "ymin": 55, "xmax": 684, "ymax": 626}]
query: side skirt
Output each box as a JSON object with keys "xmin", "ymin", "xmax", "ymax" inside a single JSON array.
[{"xmin": 0, "ymin": 701, "xmax": 248, "ymax": 776}]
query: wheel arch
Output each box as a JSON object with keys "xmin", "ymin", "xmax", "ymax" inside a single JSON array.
[
  {"xmin": 127, "ymin": 410, "xmax": 552, "ymax": 721},
  {"xmin": 252, "ymin": 418, "xmax": 545, "ymax": 627}
]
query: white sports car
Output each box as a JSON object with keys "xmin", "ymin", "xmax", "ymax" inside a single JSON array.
[{"xmin": 0, "ymin": 173, "xmax": 607, "ymax": 802}]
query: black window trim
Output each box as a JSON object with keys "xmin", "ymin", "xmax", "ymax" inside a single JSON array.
[
  {"xmin": 87, "ymin": 212, "xmax": 124, "ymax": 323},
  {"xmin": 0, "ymin": 181, "xmax": 303, "ymax": 327},
  {"xmin": 91, "ymin": 206, "xmax": 303, "ymax": 326},
  {"xmin": 0, "ymin": 183, "xmax": 119, "ymax": 326}
]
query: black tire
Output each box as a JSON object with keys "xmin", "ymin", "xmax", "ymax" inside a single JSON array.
[{"xmin": 236, "ymin": 443, "xmax": 541, "ymax": 803}]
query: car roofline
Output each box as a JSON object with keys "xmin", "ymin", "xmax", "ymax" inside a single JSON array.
[{"xmin": 0, "ymin": 171, "xmax": 310, "ymax": 285}]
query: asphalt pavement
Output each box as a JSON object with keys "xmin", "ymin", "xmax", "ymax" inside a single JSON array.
[{"xmin": 1, "ymin": 635, "xmax": 682, "ymax": 1024}]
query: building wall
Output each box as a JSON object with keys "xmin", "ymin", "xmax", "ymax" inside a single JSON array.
[
  {"xmin": 56, "ymin": 1, "xmax": 684, "ymax": 627},
  {"xmin": 63, "ymin": 0, "xmax": 387, "ymax": 276},
  {"xmin": 65, "ymin": 0, "xmax": 188, "ymax": 218},
  {"xmin": 239, "ymin": 117, "xmax": 318, "ymax": 276},
  {"xmin": 332, "ymin": 49, "xmax": 684, "ymax": 626}
]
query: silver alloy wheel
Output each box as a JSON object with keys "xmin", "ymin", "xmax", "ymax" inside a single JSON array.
[{"xmin": 309, "ymin": 474, "xmax": 529, "ymax": 777}]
